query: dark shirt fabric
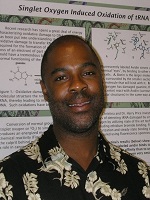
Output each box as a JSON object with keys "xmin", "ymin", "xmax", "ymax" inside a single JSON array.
[{"xmin": 0, "ymin": 125, "xmax": 150, "ymax": 200}]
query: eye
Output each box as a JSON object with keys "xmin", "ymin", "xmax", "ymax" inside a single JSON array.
[
  {"xmin": 55, "ymin": 75, "xmax": 67, "ymax": 81},
  {"xmin": 83, "ymin": 71, "xmax": 96, "ymax": 76}
]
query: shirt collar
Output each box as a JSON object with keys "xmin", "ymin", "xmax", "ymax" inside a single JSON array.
[{"xmin": 38, "ymin": 125, "xmax": 119, "ymax": 169}]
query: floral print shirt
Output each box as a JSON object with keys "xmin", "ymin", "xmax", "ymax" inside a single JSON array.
[{"xmin": 0, "ymin": 125, "xmax": 150, "ymax": 200}]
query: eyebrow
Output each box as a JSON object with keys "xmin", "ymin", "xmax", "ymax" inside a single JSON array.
[
  {"xmin": 51, "ymin": 68, "xmax": 67, "ymax": 76},
  {"xmin": 50, "ymin": 62, "xmax": 97, "ymax": 76},
  {"xmin": 80, "ymin": 62, "xmax": 97, "ymax": 69}
]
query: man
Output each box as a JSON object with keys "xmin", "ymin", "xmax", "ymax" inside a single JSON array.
[{"xmin": 0, "ymin": 35, "xmax": 150, "ymax": 200}]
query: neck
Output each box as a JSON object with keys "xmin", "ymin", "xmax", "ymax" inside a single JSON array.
[{"xmin": 53, "ymin": 124, "xmax": 99, "ymax": 170}]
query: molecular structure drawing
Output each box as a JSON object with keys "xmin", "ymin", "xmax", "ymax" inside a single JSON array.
[
  {"xmin": 130, "ymin": 32, "xmax": 150, "ymax": 59},
  {"xmin": 9, "ymin": 67, "xmax": 32, "ymax": 86},
  {"xmin": 104, "ymin": 31, "xmax": 126, "ymax": 60}
]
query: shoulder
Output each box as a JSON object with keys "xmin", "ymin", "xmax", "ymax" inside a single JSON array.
[
  {"xmin": 0, "ymin": 150, "xmax": 27, "ymax": 199},
  {"xmin": 0, "ymin": 136, "xmax": 43, "ymax": 180},
  {"xmin": 0, "ymin": 125, "xmax": 54, "ymax": 175},
  {"xmin": 0, "ymin": 137, "xmax": 44, "ymax": 200},
  {"xmin": 108, "ymin": 141, "xmax": 150, "ymax": 172},
  {"xmin": 121, "ymin": 147, "xmax": 150, "ymax": 199},
  {"xmin": 108, "ymin": 142, "xmax": 150, "ymax": 197},
  {"xmin": 105, "ymin": 140, "xmax": 150, "ymax": 198}
]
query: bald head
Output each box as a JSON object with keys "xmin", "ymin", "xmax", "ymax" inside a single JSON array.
[{"xmin": 41, "ymin": 35, "xmax": 101, "ymax": 82}]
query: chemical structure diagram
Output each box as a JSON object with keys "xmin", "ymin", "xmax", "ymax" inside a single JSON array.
[
  {"xmin": 9, "ymin": 67, "xmax": 32, "ymax": 86},
  {"xmin": 130, "ymin": 32, "xmax": 150, "ymax": 59},
  {"xmin": 104, "ymin": 31, "xmax": 126, "ymax": 60}
]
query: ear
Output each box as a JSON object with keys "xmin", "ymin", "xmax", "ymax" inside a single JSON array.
[{"xmin": 40, "ymin": 80, "xmax": 49, "ymax": 102}]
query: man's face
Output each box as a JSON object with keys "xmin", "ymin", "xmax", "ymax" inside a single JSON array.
[{"xmin": 40, "ymin": 40, "xmax": 104, "ymax": 134}]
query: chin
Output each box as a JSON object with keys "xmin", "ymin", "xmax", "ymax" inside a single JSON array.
[{"xmin": 64, "ymin": 119, "xmax": 98, "ymax": 135}]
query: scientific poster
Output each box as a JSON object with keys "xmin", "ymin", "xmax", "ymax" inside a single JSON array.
[{"xmin": 0, "ymin": 0, "xmax": 150, "ymax": 165}]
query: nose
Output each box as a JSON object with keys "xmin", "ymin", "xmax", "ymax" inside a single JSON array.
[{"xmin": 69, "ymin": 76, "xmax": 87, "ymax": 93}]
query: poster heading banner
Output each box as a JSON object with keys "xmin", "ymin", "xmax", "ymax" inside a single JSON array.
[
  {"xmin": 77, "ymin": 0, "xmax": 150, "ymax": 8},
  {"xmin": 0, "ymin": 0, "xmax": 149, "ymax": 25}
]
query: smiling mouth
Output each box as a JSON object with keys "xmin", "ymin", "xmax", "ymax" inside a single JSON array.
[{"xmin": 68, "ymin": 101, "xmax": 90, "ymax": 107}]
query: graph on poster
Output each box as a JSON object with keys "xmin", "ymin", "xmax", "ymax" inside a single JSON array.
[{"xmin": 92, "ymin": 28, "xmax": 150, "ymax": 102}]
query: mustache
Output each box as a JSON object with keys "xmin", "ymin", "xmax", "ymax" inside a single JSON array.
[
  {"xmin": 46, "ymin": 90, "xmax": 95, "ymax": 105},
  {"xmin": 65, "ymin": 90, "xmax": 93, "ymax": 104}
]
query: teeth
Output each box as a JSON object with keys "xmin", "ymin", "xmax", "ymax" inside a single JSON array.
[{"xmin": 69, "ymin": 101, "xmax": 90, "ymax": 107}]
